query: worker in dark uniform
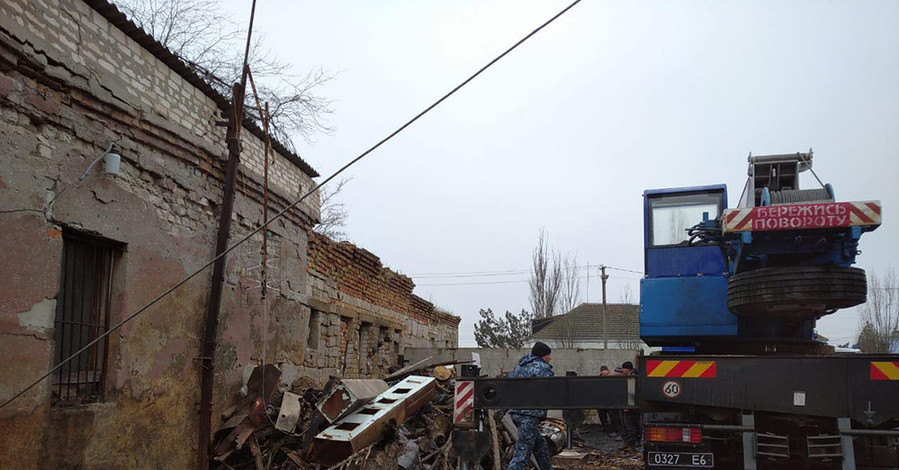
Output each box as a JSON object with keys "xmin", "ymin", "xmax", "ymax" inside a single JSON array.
[{"xmin": 507, "ymin": 342, "xmax": 555, "ymax": 470}]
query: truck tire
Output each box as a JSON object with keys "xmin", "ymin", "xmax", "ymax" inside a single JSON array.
[{"xmin": 727, "ymin": 265, "xmax": 867, "ymax": 318}]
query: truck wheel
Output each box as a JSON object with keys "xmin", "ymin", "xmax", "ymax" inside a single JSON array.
[{"xmin": 727, "ymin": 265, "xmax": 867, "ymax": 318}]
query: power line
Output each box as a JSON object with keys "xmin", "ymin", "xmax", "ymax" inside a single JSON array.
[
  {"xmin": 417, "ymin": 273, "xmax": 643, "ymax": 287},
  {"xmin": 410, "ymin": 263, "xmax": 644, "ymax": 279},
  {"xmin": 0, "ymin": 0, "xmax": 584, "ymax": 410}
]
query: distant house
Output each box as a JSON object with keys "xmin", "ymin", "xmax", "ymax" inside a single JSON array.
[{"xmin": 526, "ymin": 303, "xmax": 647, "ymax": 352}]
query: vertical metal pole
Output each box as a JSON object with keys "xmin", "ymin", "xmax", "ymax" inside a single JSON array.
[
  {"xmin": 601, "ymin": 266, "xmax": 608, "ymax": 350},
  {"xmin": 838, "ymin": 417, "xmax": 856, "ymax": 470},
  {"xmin": 261, "ymin": 102, "xmax": 270, "ymax": 299},
  {"xmin": 742, "ymin": 413, "xmax": 756, "ymax": 470},
  {"xmin": 198, "ymin": 82, "xmax": 245, "ymax": 470}
]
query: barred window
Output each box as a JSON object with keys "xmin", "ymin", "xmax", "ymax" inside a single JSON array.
[{"xmin": 52, "ymin": 232, "xmax": 118, "ymax": 405}]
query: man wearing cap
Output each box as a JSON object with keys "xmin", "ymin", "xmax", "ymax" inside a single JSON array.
[{"xmin": 506, "ymin": 342, "xmax": 555, "ymax": 470}]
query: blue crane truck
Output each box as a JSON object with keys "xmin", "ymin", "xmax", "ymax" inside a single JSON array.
[{"xmin": 453, "ymin": 152, "xmax": 898, "ymax": 469}]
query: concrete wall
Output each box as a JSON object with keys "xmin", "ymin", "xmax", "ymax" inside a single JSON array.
[
  {"xmin": 404, "ymin": 348, "xmax": 640, "ymax": 377},
  {"xmin": 0, "ymin": 1, "xmax": 322, "ymax": 468}
]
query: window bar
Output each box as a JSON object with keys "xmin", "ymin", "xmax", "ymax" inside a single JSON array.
[
  {"xmin": 99, "ymin": 251, "xmax": 113, "ymax": 395},
  {"xmin": 82, "ymin": 244, "xmax": 97, "ymax": 394},
  {"xmin": 75, "ymin": 244, "xmax": 90, "ymax": 397},
  {"xmin": 64, "ymin": 242, "xmax": 82, "ymax": 401},
  {"xmin": 53, "ymin": 242, "xmax": 69, "ymax": 401}
]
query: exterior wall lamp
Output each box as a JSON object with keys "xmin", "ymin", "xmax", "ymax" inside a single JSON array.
[{"xmin": 78, "ymin": 142, "xmax": 121, "ymax": 181}]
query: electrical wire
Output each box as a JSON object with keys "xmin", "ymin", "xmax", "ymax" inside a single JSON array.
[
  {"xmin": 1, "ymin": 0, "xmax": 584, "ymax": 410},
  {"xmin": 418, "ymin": 273, "xmax": 643, "ymax": 287},
  {"xmin": 411, "ymin": 263, "xmax": 645, "ymax": 279}
]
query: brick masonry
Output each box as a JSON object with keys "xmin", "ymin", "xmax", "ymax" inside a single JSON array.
[
  {"xmin": 307, "ymin": 233, "xmax": 460, "ymax": 380},
  {"xmin": 0, "ymin": 1, "xmax": 456, "ymax": 468}
]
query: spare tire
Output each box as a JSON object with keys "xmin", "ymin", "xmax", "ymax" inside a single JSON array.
[{"xmin": 727, "ymin": 265, "xmax": 867, "ymax": 319}]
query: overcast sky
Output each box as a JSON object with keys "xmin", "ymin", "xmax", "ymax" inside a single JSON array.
[{"xmin": 221, "ymin": 1, "xmax": 898, "ymax": 347}]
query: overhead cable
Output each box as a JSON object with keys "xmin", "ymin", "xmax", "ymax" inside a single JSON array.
[{"xmin": 1, "ymin": 0, "xmax": 584, "ymax": 410}]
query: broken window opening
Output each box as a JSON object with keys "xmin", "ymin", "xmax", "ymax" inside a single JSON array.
[{"xmin": 52, "ymin": 231, "xmax": 120, "ymax": 406}]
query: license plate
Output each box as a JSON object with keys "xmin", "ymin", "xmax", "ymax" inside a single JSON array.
[{"xmin": 647, "ymin": 452, "xmax": 714, "ymax": 468}]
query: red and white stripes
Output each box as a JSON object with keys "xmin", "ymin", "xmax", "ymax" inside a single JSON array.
[{"xmin": 453, "ymin": 380, "xmax": 474, "ymax": 424}]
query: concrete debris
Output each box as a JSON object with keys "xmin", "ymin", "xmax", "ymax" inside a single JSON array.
[
  {"xmin": 211, "ymin": 364, "xmax": 457, "ymax": 470},
  {"xmin": 316, "ymin": 379, "xmax": 389, "ymax": 423},
  {"xmin": 208, "ymin": 364, "xmax": 642, "ymax": 470},
  {"xmin": 311, "ymin": 376, "xmax": 436, "ymax": 466}
]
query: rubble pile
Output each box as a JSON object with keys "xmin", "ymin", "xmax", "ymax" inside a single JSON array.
[
  {"xmin": 211, "ymin": 364, "xmax": 458, "ymax": 470},
  {"xmin": 210, "ymin": 363, "xmax": 641, "ymax": 470}
]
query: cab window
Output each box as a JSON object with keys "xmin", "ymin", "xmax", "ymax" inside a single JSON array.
[{"xmin": 649, "ymin": 192, "xmax": 722, "ymax": 246}]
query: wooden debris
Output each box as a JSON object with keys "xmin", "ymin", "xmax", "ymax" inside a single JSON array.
[
  {"xmin": 488, "ymin": 410, "xmax": 501, "ymax": 470},
  {"xmin": 433, "ymin": 365, "xmax": 454, "ymax": 381}
]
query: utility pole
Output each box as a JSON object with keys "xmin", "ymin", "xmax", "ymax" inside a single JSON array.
[{"xmin": 601, "ymin": 265, "xmax": 609, "ymax": 350}]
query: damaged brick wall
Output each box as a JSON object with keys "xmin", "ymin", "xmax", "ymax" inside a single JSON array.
[
  {"xmin": 0, "ymin": 1, "xmax": 321, "ymax": 468},
  {"xmin": 307, "ymin": 233, "xmax": 461, "ymax": 381}
]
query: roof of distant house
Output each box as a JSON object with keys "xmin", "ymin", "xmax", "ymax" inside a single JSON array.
[
  {"xmin": 530, "ymin": 303, "xmax": 640, "ymax": 341},
  {"xmin": 85, "ymin": 0, "xmax": 318, "ymax": 178}
]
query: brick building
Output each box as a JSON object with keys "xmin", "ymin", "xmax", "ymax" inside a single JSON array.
[{"xmin": 0, "ymin": 1, "xmax": 458, "ymax": 468}]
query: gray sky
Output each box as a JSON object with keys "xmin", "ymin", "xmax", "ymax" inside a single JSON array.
[{"xmin": 223, "ymin": 1, "xmax": 898, "ymax": 347}]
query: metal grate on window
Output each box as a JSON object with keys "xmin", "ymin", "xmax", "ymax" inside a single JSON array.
[{"xmin": 52, "ymin": 233, "xmax": 115, "ymax": 405}]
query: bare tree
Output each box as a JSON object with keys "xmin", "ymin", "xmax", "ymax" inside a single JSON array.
[
  {"xmin": 618, "ymin": 285, "xmax": 635, "ymax": 305},
  {"xmin": 529, "ymin": 229, "xmax": 562, "ymax": 319},
  {"xmin": 314, "ymin": 177, "xmax": 350, "ymax": 240},
  {"xmin": 554, "ymin": 254, "xmax": 582, "ymax": 348},
  {"xmin": 617, "ymin": 285, "xmax": 642, "ymax": 350},
  {"xmin": 115, "ymin": 0, "xmax": 334, "ymax": 148},
  {"xmin": 559, "ymin": 254, "xmax": 582, "ymax": 314},
  {"xmin": 857, "ymin": 269, "xmax": 899, "ymax": 353}
]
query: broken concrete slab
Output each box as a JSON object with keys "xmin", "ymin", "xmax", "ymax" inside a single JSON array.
[
  {"xmin": 311, "ymin": 375, "xmax": 436, "ymax": 466},
  {"xmin": 316, "ymin": 378, "xmax": 389, "ymax": 424}
]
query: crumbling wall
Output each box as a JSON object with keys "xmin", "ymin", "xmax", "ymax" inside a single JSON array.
[
  {"xmin": 307, "ymin": 233, "xmax": 461, "ymax": 382},
  {"xmin": 0, "ymin": 1, "xmax": 320, "ymax": 468}
]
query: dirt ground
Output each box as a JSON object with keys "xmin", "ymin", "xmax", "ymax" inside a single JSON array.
[{"xmin": 552, "ymin": 424, "xmax": 643, "ymax": 470}]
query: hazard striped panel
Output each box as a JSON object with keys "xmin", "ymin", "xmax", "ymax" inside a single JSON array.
[
  {"xmin": 646, "ymin": 360, "xmax": 717, "ymax": 378},
  {"xmin": 722, "ymin": 201, "xmax": 882, "ymax": 233},
  {"xmin": 870, "ymin": 362, "xmax": 899, "ymax": 380},
  {"xmin": 454, "ymin": 380, "xmax": 475, "ymax": 425}
]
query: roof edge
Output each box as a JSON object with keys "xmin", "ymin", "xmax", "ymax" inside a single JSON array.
[{"xmin": 85, "ymin": 0, "xmax": 319, "ymax": 178}]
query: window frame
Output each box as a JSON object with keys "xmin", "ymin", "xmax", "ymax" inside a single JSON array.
[
  {"xmin": 52, "ymin": 231, "xmax": 121, "ymax": 406},
  {"xmin": 647, "ymin": 191, "xmax": 723, "ymax": 248}
]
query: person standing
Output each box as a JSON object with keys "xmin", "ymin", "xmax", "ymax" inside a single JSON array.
[
  {"xmin": 620, "ymin": 361, "xmax": 642, "ymax": 447},
  {"xmin": 507, "ymin": 342, "xmax": 555, "ymax": 470},
  {"xmin": 596, "ymin": 366, "xmax": 612, "ymax": 427}
]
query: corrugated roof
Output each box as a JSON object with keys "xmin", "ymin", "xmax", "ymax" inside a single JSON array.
[
  {"xmin": 531, "ymin": 303, "xmax": 640, "ymax": 341},
  {"xmin": 84, "ymin": 0, "xmax": 319, "ymax": 178}
]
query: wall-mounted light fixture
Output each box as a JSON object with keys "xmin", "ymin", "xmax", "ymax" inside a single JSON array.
[{"xmin": 78, "ymin": 142, "xmax": 121, "ymax": 181}]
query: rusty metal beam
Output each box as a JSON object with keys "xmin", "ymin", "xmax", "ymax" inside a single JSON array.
[{"xmin": 311, "ymin": 376, "xmax": 436, "ymax": 466}]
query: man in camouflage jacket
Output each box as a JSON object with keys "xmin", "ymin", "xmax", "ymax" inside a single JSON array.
[{"xmin": 506, "ymin": 342, "xmax": 555, "ymax": 470}]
